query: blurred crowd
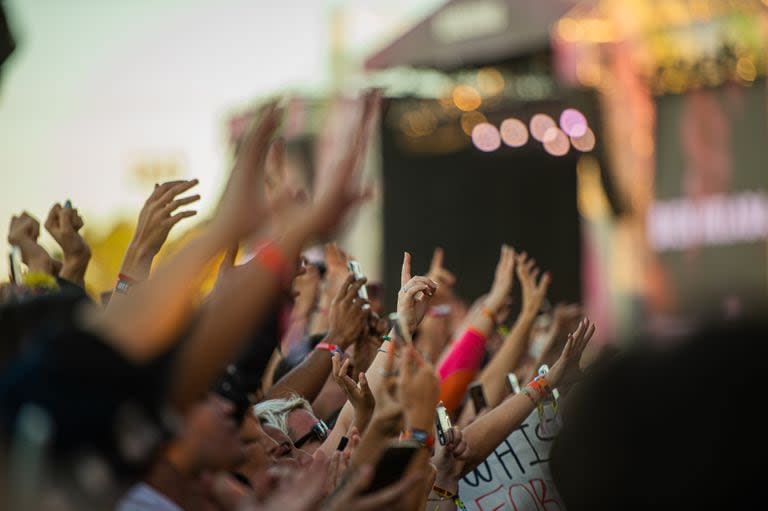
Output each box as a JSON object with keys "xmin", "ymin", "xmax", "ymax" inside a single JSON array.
[{"xmin": 1, "ymin": 92, "xmax": 766, "ymax": 511}]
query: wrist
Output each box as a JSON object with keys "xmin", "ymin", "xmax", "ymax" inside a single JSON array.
[
  {"xmin": 483, "ymin": 296, "xmax": 504, "ymax": 315},
  {"xmin": 120, "ymin": 244, "xmax": 155, "ymax": 281},
  {"xmin": 63, "ymin": 247, "xmax": 91, "ymax": 267},
  {"xmin": 433, "ymin": 476, "xmax": 459, "ymax": 493},
  {"xmin": 405, "ymin": 412, "xmax": 434, "ymax": 432}
]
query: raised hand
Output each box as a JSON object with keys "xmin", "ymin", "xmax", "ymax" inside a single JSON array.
[
  {"xmin": 8, "ymin": 212, "xmax": 60, "ymax": 276},
  {"xmin": 120, "ymin": 179, "xmax": 200, "ymax": 281},
  {"xmin": 546, "ymin": 318, "xmax": 596, "ymax": 389},
  {"xmin": 368, "ymin": 343, "xmax": 404, "ymax": 437},
  {"xmin": 306, "ymin": 90, "xmax": 380, "ymax": 239},
  {"xmin": 327, "ymin": 273, "xmax": 370, "ymax": 350},
  {"xmin": 397, "ymin": 252, "xmax": 438, "ymax": 334},
  {"xmin": 8, "ymin": 211, "xmax": 40, "ymax": 244},
  {"xmin": 432, "ymin": 425, "xmax": 472, "ymax": 491},
  {"xmin": 427, "ymin": 247, "xmax": 456, "ymax": 305},
  {"xmin": 516, "ymin": 252, "xmax": 551, "ymax": 316},
  {"xmin": 44, "ymin": 203, "xmax": 89, "ymax": 257},
  {"xmin": 398, "ymin": 346, "xmax": 441, "ymax": 431},
  {"xmin": 485, "ymin": 244, "xmax": 516, "ymax": 313},
  {"xmin": 532, "ymin": 303, "xmax": 582, "ymax": 370},
  {"xmin": 44, "ymin": 203, "xmax": 91, "ymax": 286},
  {"xmin": 332, "ymin": 353, "xmax": 375, "ymax": 433},
  {"xmin": 324, "ymin": 243, "xmax": 351, "ymax": 304},
  {"xmin": 212, "ymin": 101, "xmax": 282, "ymax": 240}
]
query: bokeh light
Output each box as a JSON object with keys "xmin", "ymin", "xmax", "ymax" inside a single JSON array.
[
  {"xmin": 571, "ymin": 128, "xmax": 596, "ymax": 152},
  {"xmin": 471, "ymin": 123, "xmax": 502, "ymax": 152},
  {"xmin": 499, "ymin": 118, "xmax": 528, "ymax": 147},
  {"xmin": 559, "ymin": 109, "xmax": 588, "ymax": 138},
  {"xmin": 452, "ymin": 85, "xmax": 482, "ymax": 111},
  {"xmin": 543, "ymin": 128, "xmax": 570, "ymax": 156},
  {"xmin": 530, "ymin": 114, "xmax": 556, "ymax": 142},
  {"xmin": 736, "ymin": 57, "xmax": 757, "ymax": 82},
  {"xmin": 461, "ymin": 111, "xmax": 488, "ymax": 136},
  {"xmin": 477, "ymin": 68, "xmax": 505, "ymax": 96}
]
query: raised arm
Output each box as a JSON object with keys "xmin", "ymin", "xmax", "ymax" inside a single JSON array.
[
  {"xmin": 437, "ymin": 245, "xmax": 516, "ymax": 413},
  {"xmin": 117, "ymin": 179, "xmax": 200, "ymax": 283},
  {"xmin": 7, "ymin": 212, "xmax": 61, "ymax": 277},
  {"xmin": 266, "ymin": 274, "xmax": 368, "ymax": 401},
  {"xmin": 476, "ymin": 252, "xmax": 551, "ymax": 409},
  {"xmin": 168, "ymin": 92, "xmax": 380, "ymax": 411},
  {"xmin": 96, "ymin": 104, "xmax": 283, "ymax": 363},
  {"xmin": 320, "ymin": 250, "xmax": 437, "ymax": 455},
  {"xmin": 462, "ymin": 319, "xmax": 595, "ymax": 470},
  {"xmin": 44, "ymin": 202, "xmax": 91, "ymax": 288}
]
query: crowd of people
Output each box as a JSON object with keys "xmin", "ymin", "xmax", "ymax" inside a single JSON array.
[{"xmin": 2, "ymin": 92, "xmax": 764, "ymax": 511}]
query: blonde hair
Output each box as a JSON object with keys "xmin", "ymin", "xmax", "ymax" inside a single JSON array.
[{"xmin": 252, "ymin": 394, "xmax": 313, "ymax": 435}]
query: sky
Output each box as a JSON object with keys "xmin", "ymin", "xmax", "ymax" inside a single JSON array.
[{"xmin": 0, "ymin": 0, "xmax": 443, "ymax": 278}]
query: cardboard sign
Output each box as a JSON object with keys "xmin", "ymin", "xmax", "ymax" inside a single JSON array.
[{"xmin": 459, "ymin": 406, "xmax": 564, "ymax": 511}]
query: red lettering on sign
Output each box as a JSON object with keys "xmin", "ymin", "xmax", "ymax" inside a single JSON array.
[{"xmin": 475, "ymin": 484, "xmax": 507, "ymax": 511}]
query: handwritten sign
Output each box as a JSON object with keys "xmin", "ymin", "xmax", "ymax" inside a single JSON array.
[{"xmin": 459, "ymin": 406, "xmax": 564, "ymax": 511}]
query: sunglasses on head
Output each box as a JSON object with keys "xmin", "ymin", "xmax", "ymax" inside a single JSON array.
[{"xmin": 293, "ymin": 419, "xmax": 330, "ymax": 449}]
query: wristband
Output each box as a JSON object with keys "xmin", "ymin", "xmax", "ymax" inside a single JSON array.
[
  {"xmin": 431, "ymin": 485, "xmax": 467, "ymax": 511},
  {"xmin": 402, "ymin": 428, "xmax": 435, "ymax": 449},
  {"xmin": 315, "ymin": 342, "xmax": 343, "ymax": 356},
  {"xmin": 254, "ymin": 240, "xmax": 290, "ymax": 286},
  {"xmin": 534, "ymin": 375, "xmax": 552, "ymax": 396},
  {"xmin": 481, "ymin": 306, "xmax": 496, "ymax": 324},
  {"xmin": 118, "ymin": 272, "xmax": 137, "ymax": 284},
  {"xmin": 115, "ymin": 272, "xmax": 138, "ymax": 295}
]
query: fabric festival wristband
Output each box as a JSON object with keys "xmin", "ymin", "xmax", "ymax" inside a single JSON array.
[
  {"xmin": 315, "ymin": 342, "xmax": 343, "ymax": 356},
  {"xmin": 431, "ymin": 484, "xmax": 457, "ymax": 499},
  {"xmin": 254, "ymin": 240, "xmax": 290, "ymax": 286},
  {"xmin": 481, "ymin": 306, "xmax": 496, "ymax": 323},
  {"xmin": 118, "ymin": 272, "xmax": 138, "ymax": 284},
  {"xmin": 534, "ymin": 375, "xmax": 552, "ymax": 396},
  {"xmin": 402, "ymin": 428, "xmax": 435, "ymax": 449}
]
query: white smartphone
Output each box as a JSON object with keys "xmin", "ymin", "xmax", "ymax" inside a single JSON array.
[
  {"xmin": 347, "ymin": 260, "xmax": 369, "ymax": 301},
  {"xmin": 506, "ymin": 372, "xmax": 521, "ymax": 395},
  {"xmin": 435, "ymin": 404, "xmax": 453, "ymax": 446},
  {"xmin": 9, "ymin": 246, "xmax": 23, "ymax": 285}
]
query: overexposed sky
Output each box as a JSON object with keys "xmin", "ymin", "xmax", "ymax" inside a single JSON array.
[{"xmin": 0, "ymin": 0, "xmax": 442, "ymax": 277}]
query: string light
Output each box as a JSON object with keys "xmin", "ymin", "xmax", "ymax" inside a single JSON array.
[
  {"xmin": 471, "ymin": 123, "xmax": 502, "ymax": 152},
  {"xmin": 500, "ymin": 118, "xmax": 529, "ymax": 147},
  {"xmin": 530, "ymin": 114, "xmax": 556, "ymax": 142}
]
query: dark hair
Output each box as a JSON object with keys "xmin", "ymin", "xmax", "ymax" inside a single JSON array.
[
  {"xmin": 550, "ymin": 321, "xmax": 768, "ymax": 510},
  {"xmin": 272, "ymin": 333, "xmax": 327, "ymax": 385}
]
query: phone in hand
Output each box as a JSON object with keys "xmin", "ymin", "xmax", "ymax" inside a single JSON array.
[
  {"xmin": 8, "ymin": 246, "xmax": 23, "ymax": 285},
  {"xmin": 347, "ymin": 260, "xmax": 369, "ymax": 301},
  {"xmin": 435, "ymin": 403, "xmax": 453, "ymax": 445},
  {"xmin": 468, "ymin": 382, "xmax": 487, "ymax": 412},
  {"xmin": 506, "ymin": 372, "xmax": 521, "ymax": 395},
  {"xmin": 365, "ymin": 440, "xmax": 419, "ymax": 494}
]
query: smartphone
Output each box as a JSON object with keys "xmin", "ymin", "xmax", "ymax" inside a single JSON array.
[
  {"xmin": 435, "ymin": 403, "xmax": 453, "ymax": 446},
  {"xmin": 365, "ymin": 441, "xmax": 419, "ymax": 494},
  {"xmin": 347, "ymin": 260, "xmax": 369, "ymax": 301},
  {"xmin": 506, "ymin": 373, "xmax": 521, "ymax": 395},
  {"xmin": 8, "ymin": 246, "xmax": 23, "ymax": 285},
  {"xmin": 468, "ymin": 382, "xmax": 487, "ymax": 412}
]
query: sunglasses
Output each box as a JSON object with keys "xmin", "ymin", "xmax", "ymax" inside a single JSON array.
[{"xmin": 293, "ymin": 419, "xmax": 330, "ymax": 449}]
